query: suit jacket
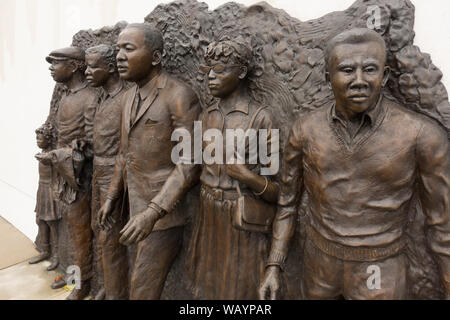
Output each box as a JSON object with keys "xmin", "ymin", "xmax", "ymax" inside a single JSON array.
[{"xmin": 107, "ymin": 71, "xmax": 200, "ymax": 231}]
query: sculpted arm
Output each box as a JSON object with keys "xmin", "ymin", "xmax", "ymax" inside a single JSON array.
[
  {"xmin": 259, "ymin": 118, "xmax": 304, "ymax": 300},
  {"xmin": 119, "ymin": 86, "xmax": 201, "ymax": 245},
  {"xmin": 416, "ymin": 120, "xmax": 450, "ymax": 298}
]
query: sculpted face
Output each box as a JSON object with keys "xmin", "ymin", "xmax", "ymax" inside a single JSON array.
[
  {"xmin": 36, "ymin": 133, "xmax": 49, "ymax": 149},
  {"xmin": 116, "ymin": 27, "xmax": 154, "ymax": 82},
  {"xmin": 206, "ymin": 58, "xmax": 245, "ymax": 98},
  {"xmin": 85, "ymin": 52, "xmax": 111, "ymax": 87},
  {"xmin": 327, "ymin": 41, "xmax": 389, "ymax": 117},
  {"xmin": 49, "ymin": 60, "xmax": 74, "ymax": 83}
]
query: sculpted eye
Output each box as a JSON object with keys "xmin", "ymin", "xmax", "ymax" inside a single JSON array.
[
  {"xmin": 365, "ymin": 66, "xmax": 377, "ymax": 73},
  {"xmin": 341, "ymin": 67, "xmax": 353, "ymax": 74}
]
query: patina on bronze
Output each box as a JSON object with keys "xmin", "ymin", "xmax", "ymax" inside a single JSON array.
[
  {"xmin": 39, "ymin": 46, "xmax": 98, "ymax": 300},
  {"xmin": 259, "ymin": 28, "xmax": 450, "ymax": 300},
  {"xmin": 97, "ymin": 23, "xmax": 201, "ymax": 300},
  {"xmin": 34, "ymin": 0, "xmax": 450, "ymax": 300},
  {"xmin": 184, "ymin": 39, "xmax": 280, "ymax": 300},
  {"xmin": 30, "ymin": 123, "xmax": 61, "ymax": 272},
  {"xmin": 85, "ymin": 44, "xmax": 129, "ymax": 300}
]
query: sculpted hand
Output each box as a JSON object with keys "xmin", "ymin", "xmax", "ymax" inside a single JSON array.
[
  {"xmin": 225, "ymin": 163, "xmax": 252, "ymax": 182},
  {"xmin": 119, "ymin": 207, "xmax": 159, "ymax": 246},
  {"xmin": 35, "ymin": 152, "xmax": 54, "ymax": 166},
  {"xmin": 258, "ymin": 266, "xmax": 281, "ymax": 300},
  {"xmin": 98, "ymin": 198, "xmax": 116, "ymax": 230}
]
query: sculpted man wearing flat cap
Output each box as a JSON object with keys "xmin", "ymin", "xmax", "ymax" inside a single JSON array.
[
  {"xmin": 98, "ymin": 23, "xmax": 200, "ymax": 299},
  {"xmin": 259, "ymin": 28, "xmax": 450, "ymax": 300},
  {"xmin": 38, "ymin": 46, "xmax": 98, "ymax": 300}
]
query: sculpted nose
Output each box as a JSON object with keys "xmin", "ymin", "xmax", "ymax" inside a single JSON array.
[
  {"xmin": 117, "ymin": 50, "xmax": 125, "ymax": 62},
  {"xmin": 208, "ymin": 70, "xmax": 216, "ymax": 80},
  {"xmin": 351, "ymin": 69, "xmax": 368, "ymax": 89}
]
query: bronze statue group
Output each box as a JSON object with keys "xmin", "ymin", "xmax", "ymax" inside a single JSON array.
[{"xmin": 31, "ymin": 22, "xmax": 450, "ymax": 300}]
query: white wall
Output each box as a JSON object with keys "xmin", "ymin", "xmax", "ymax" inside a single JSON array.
[{"xmin": 1, "ymin": 0, "xmax": 449, "ymax": 241}]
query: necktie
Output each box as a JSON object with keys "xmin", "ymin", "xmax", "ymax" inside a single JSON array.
[{"xmin": 130, "ymin": 93, "xmax": 141, "ymax": 126}]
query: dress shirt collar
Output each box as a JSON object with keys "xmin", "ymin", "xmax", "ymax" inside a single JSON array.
[
  {"xmin": 104, "ymin": 80, "xmax": 124, "ymax": 99},
  {"xmin": 206, "ymin": 98, "xmax": 250, "ymax": 115},
  {"xmin": 64, "ymin": 82, "xmax": 88, "ymax": 95},
  {"xmin": 330, "ymin": 95, "xmax": 384, "ymax": 128}
]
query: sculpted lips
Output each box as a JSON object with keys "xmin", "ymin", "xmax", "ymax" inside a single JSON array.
[
  {"xmin": 117, "ymin": 65, "xmax": 128, "ymax": 73},
  {"xmin": 348, "ymin": 93, "xmax": 369, "ymax": 102}
]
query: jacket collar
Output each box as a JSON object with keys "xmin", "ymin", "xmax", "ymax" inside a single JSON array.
[{"xmin": 125, "ymin": 72, "xmax": 168, "ymax": 132}]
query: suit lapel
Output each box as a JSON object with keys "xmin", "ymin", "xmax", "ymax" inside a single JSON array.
[
  {"xmin": 124, "ymin": 85, "xmax": 138, "ymax": 134},
  {"xmin": 131, "ymin": 72, "xmax": 168, "ymax": 129},
  {"xmin": 132, "ymin": 88, "xmax": 159, "ymax": 128}
]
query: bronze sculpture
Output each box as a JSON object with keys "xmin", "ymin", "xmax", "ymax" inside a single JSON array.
[
  {"xmin": 259, "ymin": 28, "xmax": 450, "ymax": 300},
  {"xmin": 98, "ymin": 23, "xmax": 201, "ymax": 299},
  {"xmin": 33, "ymin": 0, "xmax": 450, "ymax": 300},
  {"xmin": 29, "ymin": 123, "xmax": 61, "ymax": 271},
  {"xmin": 39, "ymin": 47, "xmax": 98, "ymax": 300},
  {"xmin": 184, "ymin": 39, "xmax": 279, "ymax": 300},
  {"xmin": 85, "ymin": 44, "xmax": 129, "ymax": 300}
]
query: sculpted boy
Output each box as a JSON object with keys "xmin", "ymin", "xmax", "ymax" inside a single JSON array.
[
  {"xmin": 259, "ymin": 28, "xmax": 450, "ymax": 300},
  {"xmin": 85, "ymin": 44, "xmax": 129, "ymax": 300},
  {"xmin": 39, "ymin": 47, "xmax": 98, "ymax": 300},
  {"xmin": 98, "ymin": 23, "xmax": 200, "ymax": 299}
]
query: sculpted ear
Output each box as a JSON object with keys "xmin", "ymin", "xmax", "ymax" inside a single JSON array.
[
  {"xmin": 152, "ymin": 50, "xmax": 162, "ymax": 66},
  {"xmin": 108, "ymin": 63, "xmax": 116, "ymax": 74},
  {"xmin": 69, "ymin": 60, "xmax": 78, "ymax": 73},
  {"xmin": 382, "ymin": 66, "xmax": 390, "ymax": 88},
  {"xmin": 325, "ymin": 72, "xmax": 331, "ymax": 88},
  {"xmin": 238, "ymin": 66, "xmax": 248, "ymax": 80}
]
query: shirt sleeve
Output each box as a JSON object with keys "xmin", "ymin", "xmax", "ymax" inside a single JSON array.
[
  {"xmin": 83, "ymin": 91, "xmax": 99, "ymax": 159},
  {"xmin": 416, "ymin": 119, "xmax": 450, "ymax": 292},
  {"xmin": 267, "ymin": 118, "xmax": 304, "ymax": 269}
]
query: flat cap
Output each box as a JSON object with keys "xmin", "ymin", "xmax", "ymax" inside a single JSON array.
[{"xmin": 46, "ymin": 47, "xmax": 85, "ymax": 63}]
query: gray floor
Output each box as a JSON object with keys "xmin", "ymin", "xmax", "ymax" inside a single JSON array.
[{"xmin": 0, "ymin": 216, "xmax": 70, "ymax": 300}]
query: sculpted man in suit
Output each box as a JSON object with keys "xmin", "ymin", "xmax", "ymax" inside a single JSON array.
[{"xmin": 98, "ymin": 23, "xmax": 200, "ymax": 299}]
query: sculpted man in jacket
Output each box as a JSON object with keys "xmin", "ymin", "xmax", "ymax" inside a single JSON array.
[
  {"xmin": 38, "ymin": 46, "xmax": 98, "ymax": 300},
  {"xmin": 85, "ymin": 44, "xmax": 129, "ymax": 300},
  {"xmin": 259, "ymin": 28, "xmax": 450, "ymax": 300},
  {"xmin": 98, "ymin": 23, "xmax": 200, "ymax": 300}
]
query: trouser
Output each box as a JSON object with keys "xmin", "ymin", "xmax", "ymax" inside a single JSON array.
[
  {"xmin": 65, "ymin": 190, "xmax": 93, "ymax": 281},
  {"xmin": 92, "ymin": 164, "xmax": 129, "ymax": 300},
  {"xmin": 37, "ymin": 220, "xmax": 58, "ymax": 255},
  {"xmin": 301, "ymin": 239, "xmax": 407, "ymax": 300},
  {"xmin": 130, "ymin": 226, "xmax": 183, "ymax": 300}
]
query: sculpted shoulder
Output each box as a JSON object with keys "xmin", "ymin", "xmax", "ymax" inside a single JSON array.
[
  {"xmin": 79, "ymin": 86, "xmax": 100, "ymax": 103},
  {"xmin": 386, "ymin": 98, "xmax": 447, "ymax": 139},
  {"xmin": 291, "ymin": 105, "xmax": 330, "ymax": 138},
  {"xmin": 164, "ymin": 74, "xmax": 198, "ymax": 104}
]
